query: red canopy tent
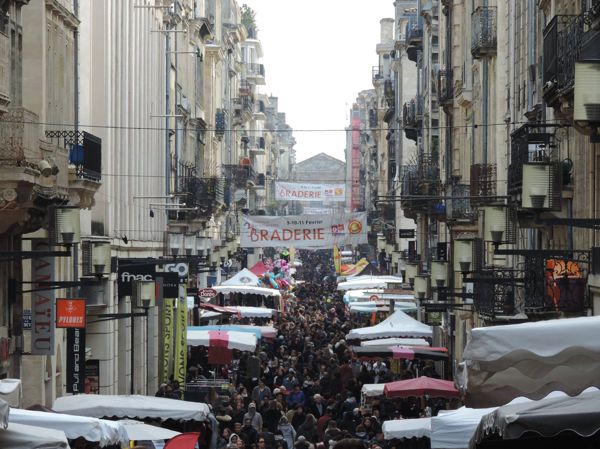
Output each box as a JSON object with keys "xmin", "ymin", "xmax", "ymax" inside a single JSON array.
[{"xmin": 383, "ymin": 376, "xmax": 459, "ymax": 399}]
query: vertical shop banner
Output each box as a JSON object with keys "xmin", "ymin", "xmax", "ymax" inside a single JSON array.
[
  {"xmin": 333, "ymin": 246, "xmax": 341, "ymax": 275},
  {"xmin": 56, "ymin": 299, "xmax": 86, "ymax": 328},
  {"xmin": 31, "ymin": 239, "xmax": 55, "ymax": 355},
  {"xmin": 162, "ymin": 298, "xmax": 174, "ymax": 384},
  {"xmin": 241, "ymin": 212, "xmax": 367, "ymax": 249},
  {"xmin": 173, "ymin": 286, "xmax": 188, "ymax": 389},
  {"xmin": 66, "ymin": 327, "xmax": 86, "ymax": 393}
]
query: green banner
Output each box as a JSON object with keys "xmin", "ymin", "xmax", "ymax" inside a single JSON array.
[
  {"xmin": 161, "ymin": 298, "xmax": 174, "ymax": 384},
  {"xmin": 173, "ymin": 287, "xmax": 188, "ymax": 390}
]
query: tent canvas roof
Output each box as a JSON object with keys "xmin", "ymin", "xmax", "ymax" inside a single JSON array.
[
  {"xmin": 346, "ymin": 310, "xmax": 432, "ymax": 340},
  {"xmin": 53, "ymin": 394, "xmax": 210, "ymax": 422},
  {"xmin": 355, "ymin": 262, "xmax": 382, "ymax": 276},
  {"xmin": 221, "ymin": 268, "xmax": 259, "ymax": 287},
  {"xmin": 383, "ymin": 418, "xmax": 431, "ymax": 440}
]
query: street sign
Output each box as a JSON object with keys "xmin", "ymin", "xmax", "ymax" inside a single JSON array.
[
  {"xmin": 399, "ymin": 229, "xmax": 415, "ymax": 239},
  {"xmin": 199, "ymin": 288, "xmax": 218, "ymax": 299},
  {"xmin": 369, "ymin": 294, "xmax": 379, "ymax": 302},
  {"xmin": 22, "ymin": 309, "xmax": 32, "ymax": 330}
]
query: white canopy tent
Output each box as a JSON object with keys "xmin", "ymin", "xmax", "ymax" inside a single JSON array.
[
  {"xmin": 229, "ymin": 306, "xmax": 275, "ymax": 318},
  {"xmin": 343, "ymin": 290, "xmax": 414, "ymax": 304},
  {"xmin": 53, "ymin": 394, "xmax": 210, "ymax": 422},
  {"xmin": 383, "ymin": 418, "xmax": 431, "ymax": 440},
  {"xmin": 212, "ymin": 285, "xmax": 282, "ymax": 297},
  {"xmin": 337, "ymin": 276, "xmax": 404, "ymax": 291},
  {"xmin": 8, "ymin": 408, "xmax": 128, "ymax": 447},
  {"xmin": 346, "ymin": 310, "xmax": 432, "ymax": 341},
  {"xmin": 118, "ymin": 419, "xmax": 181, "ymax": 441},
  {"xmin": 431, "ymin": 407, "xmax": 497, "ymax": 449},
  {"xmin": 0, "ymin": 422, "xmax": 69, "ymax": 449},
  {"xmin": 221, "ymin": 268, "xmax": 259, "ymax": 286},
  {"xmin": 361, "ymin": 338, "xmax": 430, "ymax": 347},
  {"xmin": 350, "ymin": 302, "xmax": 418, "ymax": 314},
  {"xmin": 0, "ymin": 379, "xmax": 21, "ymax": 407},
  {"xmin": 187, "ymin": 329, "xmax": 258, "ymax": 352},
  {"xmin": 458, "ymin": 315, "xmax": 600, "ymax": 407},
  {"xmin": 361, "ymin": 384, "xmax": 385, "ymax": 398}
]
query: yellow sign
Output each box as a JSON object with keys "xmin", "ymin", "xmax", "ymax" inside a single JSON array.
[
  {"xmin": 161, "ymin": 298, "xmax": 174, "ymax": 384},
  {"xmin": 173, "ymin": 286, "xmax": 188, "ymax": 391},
  {"xmin": 333, "ymin": 246, "xmax": 341, "ymax": 275}
]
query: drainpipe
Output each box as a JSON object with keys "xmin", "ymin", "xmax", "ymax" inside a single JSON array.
[
  {"xmin": 482, "ymin": 0, "xmax": 489, "ymax": 166},
  {"xmin": 73, "ymin": 0, "xmax": 79, "ymax": 298},
  {"xmin": 165, "ymin": 23, "xmax": 171, "ymax": 196},
  {"xmin": 527, "ymin": 0, "xmax": 535, "ymax": 111}
]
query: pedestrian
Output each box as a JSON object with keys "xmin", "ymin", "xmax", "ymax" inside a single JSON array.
[
  {"xmin": 277, "ymin": 415, "xmax": 296, "ymax": 449},
  {"xmin": 244, "ymin": 402, "xmax": 264, "ymax": 431}
]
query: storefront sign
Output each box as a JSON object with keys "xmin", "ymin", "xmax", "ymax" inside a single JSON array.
[
  {"xmin": 241, "ymin": 213, "xmax": 367, "ymax": 249},
  {"xmin": 161, "ymin": 298, "xmax": 174, "ymax": 384},
  {"xmin": 117, "ymin": 262, "xmax": 156, "ymax": 297},
  {"xmin": 398, "ymin": 229, "xmax": 415, "ymax": 239},
  {"xmin": 173, "ymin": 287, "xmax": 188, "ymax": 390},
  {"xmin": 66, "ymin": 327, "xmax": 86, "ymax": 393},
  {"xmin": 161, "ymin": 272, "xmax": 180, "ymax": 298},
  {"xmin": 56, "ymin": 299, "xmax": 86, "ymax": 328},
  {"xmin": 85, "ymin": 359, "xmax": 100, "ymax": 394},
  {"xmin": 31, "ymin": 239, "xmax": 55, "ymax": 356},
  {"xmin": 199, "ymin": 288, "xmax": 217, "ymax": 299},
  {"xmin": 275, "ymin": 182, "xmax": 345, "ymax": 202}
]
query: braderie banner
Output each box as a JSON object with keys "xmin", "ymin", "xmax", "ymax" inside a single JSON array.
[
  {"xmin": 241, "ymin": 212, "xmax": 367, "ymax": 249},
  {"xmin": 275, "ymin": 182, "xmax": 346, "ymax": 202}
]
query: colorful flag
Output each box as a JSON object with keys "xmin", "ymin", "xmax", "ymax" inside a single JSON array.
[
  {"xmin": 173, "ymin": 285, "xmax": 188, "ymax": 392},
  {"xmin": 161, "ymin": 298, "xmax": 174, "ymax": 384}
]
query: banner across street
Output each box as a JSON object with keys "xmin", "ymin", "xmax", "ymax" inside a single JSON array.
[
  {"xmin": 240, "ymin": 212, "xmax": 367, "ymax": 249},
  {"xmin": 274, "ymin": 182, "xmax": 346, "ymax": 202}
]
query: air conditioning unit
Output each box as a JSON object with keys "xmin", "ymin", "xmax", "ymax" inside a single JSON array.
[{"xmin": 574, "ymin": 61, "xmax": 600, "ymax": 123}]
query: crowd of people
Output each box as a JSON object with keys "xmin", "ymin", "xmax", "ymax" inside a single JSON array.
[{"xmin": 178, "ymin": 250, "xmax": 454, "ymax": 449}]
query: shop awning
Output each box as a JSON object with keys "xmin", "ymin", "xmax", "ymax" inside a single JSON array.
[
  {"xmin": 431, "ymin": 406, "xmax": 497, "ymax": 449},
  {"xmin": 0, "ymin": 422, "xmax": 69, "ymax": 449},
  {"xmin": 53, "ymin": 394, "xmax": 210, "ymax": 422},
  {"xmin": 384, "ymin": 376, "xmax": 459, "ymax": 399},
  {"xmin": 8, "ymin": 408, "xmax": 128, "ymax": 447},
  {"xmin": 383, "ymin": 418, "xmax": 431, "ymax": 440},
  {"xmin": 188, "ymin": 325, "xmax": 276, "ymax": 340},
  {"xmin": 187, "ymin": 330, "xmax": 257, "ymax": 352},
  {"xmin": 346, "ymin": 310, "xmax": 432, "ymax": 341},
  {"xmin": 458, "ymin": 315, "xmax": 600, "ymax": 407},
  {"xmin": 349, "ymin": 302, "xmax": 418, "ymax": 314},
  {"xmin": 353, "ymin": 346, "xmax": 448, "ymax": 362},
  {"xmin": 470, "ymin": 389, "xmax": 600, "ymax": 449},
  {"xmin": 362, "ymin": 338, "xmax": 430, "ymax": 347}
]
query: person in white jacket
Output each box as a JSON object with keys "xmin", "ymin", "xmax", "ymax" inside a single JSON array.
[{"xmin": 277, "ymin": 415, "xmax": 296, "ymax": 449}]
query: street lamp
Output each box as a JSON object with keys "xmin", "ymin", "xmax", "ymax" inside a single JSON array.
[
  {"xmin": 431, "ymin": 260, "xmax": 449, "ymax": 288},
  {"xmin": 405, "ymin": 262, "xmax": 419, "ymax": 287},
  {"xmin": 414, "ymin": 274, "xmax": 429, "ymax": 300},
  {"xmin": 53, "ymin": 206, "xmax": 81, "ymax": 245},
  {"xmin": 167, "ymin": 232, "xmax": 184, "ymax": 256},
  {"xmin": 453, "ymin": 238, "xmax": 474, "ymax": 274},
  {"xmin": 184, "ymin": 233, "xmax": 197, "ymax": 256}
]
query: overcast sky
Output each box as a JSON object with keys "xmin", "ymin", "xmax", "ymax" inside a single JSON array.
[{"xmin": 241, "ymin": 1, "xmax": 395, "ymax": 163}]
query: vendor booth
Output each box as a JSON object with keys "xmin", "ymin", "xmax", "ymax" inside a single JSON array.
[
  {"xmin": 458, "ymin": 315, "xmax": 600, "ymax": 407},
  {"xmin": 337, "ymin": 275, "xmax": 404, "ymax": 291},
  {"xmin": 383, "ymin": 417, "xmax": 431, "ymax": 440},
  {"xmin": 187, "ymin": 329, "xmax": 258, "ymax": 352},
  {"xmin": 346, "ymin": 310, "xmax": 432, "ymax": 341},
  {"xmin": 0, "ymin": 422, "xmax": 69, "ymax": 449}
]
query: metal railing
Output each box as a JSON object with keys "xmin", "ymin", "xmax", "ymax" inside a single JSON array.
[
  {"xmin": 438, "ymin": 69, "xmax": 454, "ymax": 105},
  {"xmin": 471, "ymin": 6, "xmax": 497, "ymax": 58},
  {"xmin": 470, "ymin": 163, "xmax": 496, "ymax": 204},
  {"xmin": 247, "ymin": 63, "xmax": 265, "ymax": 78},
  {"xmin": 406, "ymin": 14, "xmax": 423, "ymax": 46},
  {"xmin": 0, "ymin": 107, "xmax": 40, "ymax": 164},
  {"xmin": 372, "ymin": 66, "xmax": 383, "ymax": 83},
  {"xmin": 542, "ymin": 15, "xmax": 583, "ymax": 105},
  {"xmin": 446, "ymin": 183, "xmax": 477, "ymax": 222}
]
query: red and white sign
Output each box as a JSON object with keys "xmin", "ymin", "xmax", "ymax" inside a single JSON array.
[
  {"xmin": 198, "ymin": 288, "xmax": 218, "ymax": 299},
  {"xmin": 275, "ymin": 182, "xmax": 346, "ymax": 202},
  {"xmin": 369, "ymin": 294, "xmax": 380, "ymax": 302},
  {"xmin": 241, "ymin": 213, "xmax": 367, "ymax": 249},
  {"xmin": 56, "ymin": 299, "xmax": 86, "ymax": 328}
]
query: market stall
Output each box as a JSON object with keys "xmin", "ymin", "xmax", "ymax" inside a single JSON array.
[
  {"xmin": 8, "ymin": 408, "xmax": 127, "ymax": 447},
  {"xmin": 346, "ymin": 310, "xmax": 432, "ymax": 341},
  {"xmin": 383, "ymin": 377, "xmax": 459, "ymax": 399},
  {"xmin": 337, "ymin": 275, "xmax": 404, "ymax": 291},
  {"xmin": 0, "ymin": 422, "xmax": 69, "ymax": 449},
  {"xmin": 353, "ymin": 345, "xmax": 448, "ymax": 362},
  {"xmin": 188, "ymin": 325, "xmax": 277, "ymax": 341},
  {"xmin": 430, "ymin": 406, "xmax": 497, "ymax": 449},
  {"xmin": 383, "ymin": 417, "xmax": 431, "ymax": 441},
  {"xmin": 458, "ymin": 315, "xmax": 600, "ymax": 407},
  {"xmin": 118, "ymin": 419, "xmax": 181, "ymax": 441}
]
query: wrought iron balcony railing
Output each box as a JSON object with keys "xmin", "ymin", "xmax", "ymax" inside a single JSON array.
[
  {"xmin": 470, "ymin": 163, "xmax": 496, "ymax": 205},
  {"xmin": 446, "ymin": 183, "xmax": 477, "ymax": 222},
  {"xmin": 406, "ymin": 14, "xmax": 423, "ymax": 47},
  {"xmin": 542, "ymin": 15, "xmax": 584, "ymax": 106},
  {"xmin": 471, "ymin": 6, "xmax": 497, "ymax": 58},
  {"xmin": 247, "ymin": 63, "xmax": 265, "ymax": 78},
  {"xmin": 215, "ymin": 110, "xmax": 226, "ymax": 137},
  {"xmin": 508, "ymin": 123, "xmax": 561, "ymax": 199},
  {"xmin": 223, "ymin": 164, "xmax": 257, "ymax": 188},
  {"xmin": 438, "ymin": 69, "xmax": 454, "ymax": 105},
  {"xmin": 473, "ymin": 267, "xmax": 517, "ymax": 318},
  {"xmin": 68, "ymin": 132, "xmax": 102, "ymax": 182},
  {"xmin": 372, "ymin": 66, "xmax": 383, "ymax": 83},
  {"xmin": 368, "ymin": 108, "xmax": 378, "ymax": 128},
  {"xmin": 403, "ymin": 97, "xmax": 423, "ymax": 129}
]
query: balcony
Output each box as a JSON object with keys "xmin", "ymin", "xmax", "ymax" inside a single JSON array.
[
  {"xmin": 446, "ymin": 183, "xmax": 477, "ymax": 223},
  {"xmin": 215, "ymin": 110, "xmax": 227, "ymax": 139},
  {"xmin": 542, "ymin": 15, "xmax": 583, "ymax": 108},
  {"xmin": 400, "ymin": 155, "xmax": 441, "ymax": 219},
  {"xmin": 172, "ymin": 175, "xmax": 224, "ymax": 220},
  {"xmin": 368, "ymin": 108, "xmax": 378, "ymax": 128},
  {"xmin": 471, "ymin": 6, "xmax": 497, "ymax": 58},
  {"xmin": 508, "ymin": 124, "xmax": 562, "ymax": 210},
  {"xmin": 233, "ymin": 97, "xmax": 253, "ymax": 123},
  {"xmin": 438, "ymin": 69, "xmax": 454, "ymax": 107},
  {"xmin": 239, "ymin": 80, "xmax": 252, "ymax": 97},
  {"xmin": 223, "ymin": 164, "xmax": 257, "ymax": 189},
  {"xmin": 473, "ymin": 268, "xmax": 517, "ymax": 319},
  {"xmin": 470, "ymin": 163, "xmax": 497, "ymax": 205},
  {"xmin": 372, "ymin": 66, "xmax": 383, "ymax": 84},
  {"xmin": 246, "ymin": 63, "xmax": 265, "ymax": 85},
  {"xmin": 403, "ymin": 97, "xmax": 423, "ymax": 141}
]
